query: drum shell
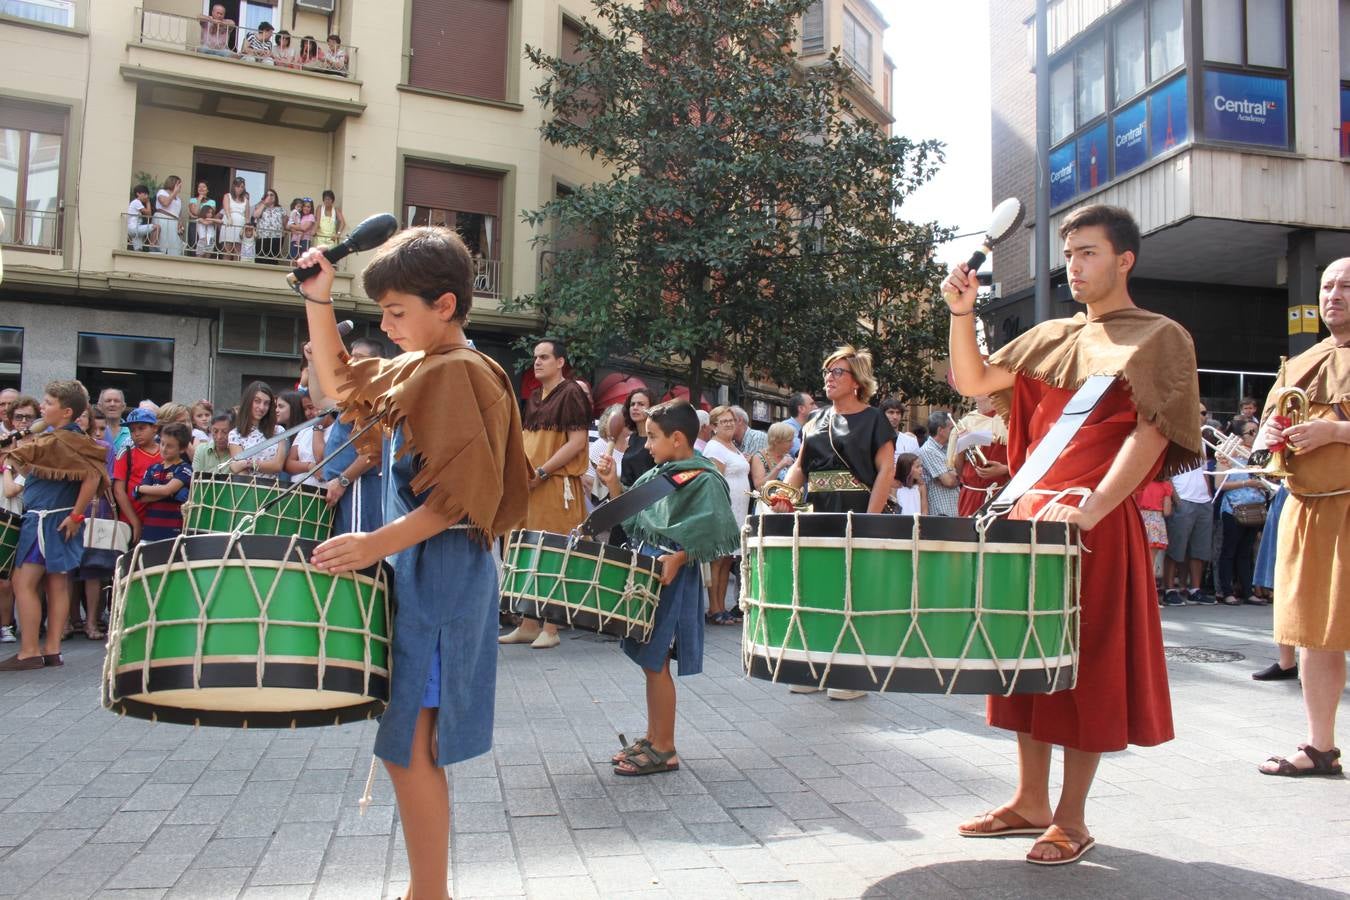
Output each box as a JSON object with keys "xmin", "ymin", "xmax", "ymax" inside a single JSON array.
[
  {"xmin": 741, "ymin": 514, "xmax": 1079, "ymax": 695},
  {"xmin": 184, "ymin": 473, "xmax": 333, "ymax": 541},
  {"xmin": 103, "ymin": 533, "xmax": 391, "ymax": 728},
  {"xmin": 501, "ymin": 530, "xmax": 661, "ymax": 642},
  {"xmin": 0, "ymin": 508, "xmax": 20, "ymax": 578}
]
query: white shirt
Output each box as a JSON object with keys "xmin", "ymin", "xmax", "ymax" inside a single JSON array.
[
  {"xmin": 892, "ymin": 431, "xmax": 921, "ymax": 514},
  {"xmin": 229, "ymin": 425, "xmax": 284, "ymax": 463},
  {"xmin": 1171, "ymin": 466, "xmax": 1212, "ymax": 504},
  {"xmin": 702, "ymin": 439, "xmax": 751, "ymax": 528}
]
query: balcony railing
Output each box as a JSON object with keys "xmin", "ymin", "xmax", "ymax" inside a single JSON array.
[
  {"xmin": 135, "ymin": 8, "xmax": 356, "ymax": 79},
  {"xmin": 121, "ymin": 211, "xmax": 345, "ymax": 268},
  {"xmin": 473, "ymin": 258, "xmax": 502, "ymax": 298},
  {"xmin": 1, "ymin": 205, "xmax": 62, "ymax": 253}
]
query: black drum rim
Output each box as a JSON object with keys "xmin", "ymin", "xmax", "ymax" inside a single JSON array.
[
  {"xmin": 746, "ymin": 657, "xmax": 1077, "ymax": 695},
  {"xmin": 107, "ymin": 695, "xmax": 386, "ymax": 729},
  {"xmin": 119, "ymin": 533, "xmax": 389, "ymax": 582}
]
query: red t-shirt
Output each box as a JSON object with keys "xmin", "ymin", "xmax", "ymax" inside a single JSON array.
[
  {"xmin": 114, "ymin": 444, "xmax": 161, "ymax": 520},
  {"xmin": 1136, "ymin": 479, "xmax": 1173, "ymax": 512}
]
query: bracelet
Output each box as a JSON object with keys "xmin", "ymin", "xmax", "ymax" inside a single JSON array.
[
  {"xmin": 68, "ymin": 513, "xmax": 85, "ymax": 524},
  {"xmin": 304, "ymin": 294, "xmax": 334, "ymax": 306},
  {"xmin": 949, "ymin": 310, "xmax": 974, "ymax": 318}
]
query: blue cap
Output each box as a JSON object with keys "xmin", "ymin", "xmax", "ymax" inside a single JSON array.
[{"xmin": 125, "ymin": 408, "xmax": 158, "ymax": 426}]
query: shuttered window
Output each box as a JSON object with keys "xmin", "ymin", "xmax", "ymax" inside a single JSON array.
[
  {"xmin": 408, "ymin": 0, "xmax": 510, "ymax": 102},
  {"xmin": 802, "ymin": 2, "xmax": 824, "ymax": 54},
  {"xmin": 561, "ymin": 17, "xmax": 597, "ymax": 124},
  {"xmin": 403, "ymin": 160, "xmax": 504, "ymax": 266}
]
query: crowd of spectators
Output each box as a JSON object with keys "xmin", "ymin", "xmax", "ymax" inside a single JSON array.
[{"xmin": 196, "ymin": 7, "xmax": 348, "ymax": 76}]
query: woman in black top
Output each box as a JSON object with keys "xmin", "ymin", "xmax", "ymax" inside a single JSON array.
[
  {"xmin": 774, "ymin": 346, "xmax": 896, "ymax": 514},
  {"xmin": 609, "ymin": 388, "xmax": 655, "ymax": 546}
]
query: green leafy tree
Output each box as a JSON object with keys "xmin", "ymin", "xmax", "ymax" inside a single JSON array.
[{"xmin": 511, "ymin": 0, "xmax": 957, "ymax": 405}]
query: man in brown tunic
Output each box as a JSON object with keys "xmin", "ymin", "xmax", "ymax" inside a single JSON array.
[
  {"xmin": 1258, "ymin": 257, "xmax": 1350, "ymax": 777},
  {"xmin": 500, "ymin": 338, "xmax": 591, "ymax": 650}
]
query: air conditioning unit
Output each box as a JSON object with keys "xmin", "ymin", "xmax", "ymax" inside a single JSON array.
[{"xmin": 296, "ymin": 0, "xmax": 336, "ymax": 12}]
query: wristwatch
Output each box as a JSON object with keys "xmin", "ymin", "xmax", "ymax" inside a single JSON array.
[
  {"xmin": 535, "ymin": 466, "xmax": 550, "ymax": 480},
  {"xmin": 338, "ymin": 475, "xmax": 352, "ymax": 488}
]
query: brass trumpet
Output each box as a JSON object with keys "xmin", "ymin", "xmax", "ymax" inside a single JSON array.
[
  {"xmin": 1202, "ymin": 424, "xmax": 1277, "ymax": 491},
  {"xmin": 946, "ymin": 413, "xmax": 990, "ymax": 469},
  {"xmin": 1213, "ymin": 386, "xmax": 1309, "ymax": 482},
  {"xmin": 758, "ymin": 479, "xmax": 807, "ymax": 511}
]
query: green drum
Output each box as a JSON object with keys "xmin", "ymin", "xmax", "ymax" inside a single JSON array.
[
  {"xmin": 741, "ymin": 514, "xmax": 1080, "ymax": 695},
  {"xmin": 501, "ymin": 530, "xmax": 661, "ymax": 642},
  {"xmin": 0, "ymin": 509, "xmax": 20, "ymax": 578},
  {"xmin": 102, "ymin": 533, "xmax": 391, "ymax": 728},
  {"xmin": 184, "ymin": 473, "xmax": 332, "ymax": 541}
]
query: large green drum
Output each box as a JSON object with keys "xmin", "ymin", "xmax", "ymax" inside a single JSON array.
[
  {"xmin": 501, "ymin": 530, "xmax": 660, "ymax": 642},
  {"xmin": 741, "ymin": 514, "xmax": 1080, "ymax": 695},
  {"xmin": 102, "ymin": 533, "xmax": 391, "ymax": 728},
  {"xmin": 0, "ymin": 509, "xmax": 20, "ymax": 578},
  {"xmin": 184, "ymin": 473, "xmax": 332, "ymax": 541}
]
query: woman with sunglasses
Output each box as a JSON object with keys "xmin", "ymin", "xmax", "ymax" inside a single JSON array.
[{"xmin": 1213, "ymin": 416, "xmax": 1268, "ymax": 606}]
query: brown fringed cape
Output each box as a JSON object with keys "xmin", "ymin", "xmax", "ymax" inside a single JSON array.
[
  {"xmin": 6, "ymin": 427, "xmax": 110, "ymax": 494},
  {"xmin": 988, "ymin": 307, "xmax": 1203, "ymax": 477},
  {"xmin": 1262, "ymin": 336, "xmax": 1350, "ymax": 410},
  {"xmin": 333, "ymin": 342, "xmax": 531, "ymax": 540},
  {"xmin": 522, "ymin": 379, "xmax": 590, "ymax": 432}
]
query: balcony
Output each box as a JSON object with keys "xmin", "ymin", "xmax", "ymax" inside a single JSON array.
[
  {"xmin": 1, "ymin": 204, "xmax": 62, "ymax": 253},
  {"xmin": 124, "ymin": 8, "xmax": 364, "ymax": 132},
  {"xmin": 473, "ymin": 258, "xmax": 502, "ymax": 299}
]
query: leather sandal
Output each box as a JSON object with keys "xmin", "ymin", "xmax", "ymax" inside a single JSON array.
[
  {"xmin": 612, "ymin": 733, "xmax": 651, "ymax": 764},
  {"xmin": 958, "ymin": 806, "xmax": 1050, "ymax": 838},
  {"xmin": 1260, "ymin": 743, "xmax": 1343, "ymax": 777},
  {"xmin": 612, "ymin": 744, "xmax": 679, "ymax": 776},
  {"xmin": 1025, "ymin": 825, "xmax": 1095, "ymax": 866}
]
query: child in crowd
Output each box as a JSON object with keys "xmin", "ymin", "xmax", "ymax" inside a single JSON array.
[
  {"xmin": 241, "ymin": 222, "xmax": 257, "ymax": 262},
  {"xmin": 893, "ymin": 452, "xmax": 927, "ymax": 516},
  {"xmin": 135, "ymin": 423, "xmax": 193, "ymax": 543},
  {"xmin": 112, "ymin": 408, "xmax": 162, "ymax": 545},
  {"xmin": 1136, "ymin": 477, "xmax": 1174, "ymax": 595},
  {"xmin": 191, "ymin": 400, "xmax": 214, "ymax": 445},
  {"xmin": 596, "ymin": 400, "xmax": 739, "ymax": 776},
  {"xmin": 195, "ymin": 199, "xmax": 219, "ymax": 257},
  {"xmin": 0, "ymin": 380, "xmax": 107, "ymax": 670}
]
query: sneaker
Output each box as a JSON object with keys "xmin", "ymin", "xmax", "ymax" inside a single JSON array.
[
  {"xmin": 0, "ymin": 625, "xmax": 15, "ymax": 643},
  {"xmin": 1189, "ymin": 589, "xmax": 1217, "ymax": 605},
  {"xmin": 1162, "ymin": 589, "xmax": 1186, "ymax": 607}
]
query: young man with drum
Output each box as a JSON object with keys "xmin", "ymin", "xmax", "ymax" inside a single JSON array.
[
  {"xmin": 295, "ymin": 228, "xmax": 530, "ymax": 900},
  {"xmin": 942, "ymin": 204, "xmax": 1202, "ymax": 865}
]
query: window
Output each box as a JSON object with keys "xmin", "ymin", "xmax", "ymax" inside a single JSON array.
[
  {"xmin": 190, "ymin": 147, "xmax": 272, "ymax": 218},
  {"xmin": 1075, "ymin": 36, "xmax": 1106, "ymax": 124},
  {"xmin": 76, "ymin": 333, "xmax": 175, "ymax": 407},
  {"xmin": 0, "ymin": 327, "xmax": 21, "ymax": 392},
  {"xmin": 842, "ymin": 10, "xmax": 871, "ymax": 83},
  {"xmin": 1149, "ymin": 0, "xmax": 1184, "ymax": 79},
  {"xmin": 404, "ymin": 161, "xmax": 504, "ymax": 297},
  {"xmin": 0, "ymin": 99, "xmax": 66, "ymax": 252},
  {"xmin": 408, "ymin": 0, "xmax": 510, "ymax": 102},
  {"xmin": 1114, "ymin": 8, "xmax": 1146, "ymax": 104},
  {"xmin": 1050, "ymin": 59, "xmax": 1075, "ymax": 143},
  {"xmin": 561, "ymin": 17, "xmax": 597, "ymax": 125},
  {"xmin": 0, "ymin": 0, "xmax": 75, "ymax": 27},
  {"xmin": 1203, "ymin": 0, "xmax": 1287, "ymax": 68},
  {"xmin": 801, "ymin": 1, "xmax": 824, "ymax": 55},
  {"xmin": 219, "ymin": 311, "xmax": 303, "ymax": 356}
]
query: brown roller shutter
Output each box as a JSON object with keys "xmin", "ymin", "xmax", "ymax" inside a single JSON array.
[
  {"xmin": 0, "ymin": 98, "xmax": 68, "ymax": 135},
  {"xmin": 408, "ymin": 0, "xmax": 510, "ymax": 102},
  {"xmin": 404, "ymin": 162, "xmax": 502, "ymax": 217}
]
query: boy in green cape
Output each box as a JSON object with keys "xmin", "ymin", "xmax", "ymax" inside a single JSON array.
[{"xmin": 596, "ymin": 400, "xmax": 739, "ymax": 775}]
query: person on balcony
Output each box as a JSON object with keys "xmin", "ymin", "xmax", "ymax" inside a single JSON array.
[
  {"xmin": 242, "ymin": 21, "xmax": 275, "ymax": 65},
  {"xmin": 197, "ymin": 5, "xmax": 235, "ymax": 58},
  {"xmin": 273, "ymin": 30, "xmax": 299, "ymax": 69},
  {"xmin": 193, "ymin": 199, "xmax": 219, "ymax": 258},
  {"xmin": 287, "ymin": 197, "xmax": 316, "ymax": 260},
  {"xmin": 298, "ymin": 36, "xmax": 321, "ymax": 70},
  {"xmin": 320, "ymin": 34, "xmax": 348, "ymax": 75},
  {"xmin": 314, "ymin": 191, "xmax": 345, "ymax": 250},
  {"xmin": 219, "ymin": 177, "xmax": 249, "ymax": 262},
  {"xmin": 253, "ymin": 188, "xmax": 285, "ymax": 264},
  {"xmin": 186, "ymin": 181, "xmax": 210, "ymax": 257},
  {"xmin": 125, "ymin": 185, "xmax": 158, "ymax": 251},
  {"xmin": 154, "ymin": 176, "xmax": 183, "ymax": 256}
]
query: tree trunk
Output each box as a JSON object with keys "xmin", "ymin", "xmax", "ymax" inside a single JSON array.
[{"xmin": 688, "ymin": 349, "xmax": 704, "ymax": 410}]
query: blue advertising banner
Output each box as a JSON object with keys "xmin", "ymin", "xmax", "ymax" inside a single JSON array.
[
  {"xmin": 1077, "ymin": 122, "xmax": 1108, "ymax": 194},
  {"xmin": 1149, "ymin": 75, "xmax": 1188, "ymax": 157},
  {"xmin": 1113, "ymin": 99, "xmax": 1148, "ymax": 177},
  {"xmin": 1203, "ymin": 70, "xmax": 1288, "ymax": 148},
  {"xmin": 1049, "ymin": 142, "xmax": 1076, "ymax": 207},
  {"xmin": 1341, "ymin": 87, "xmax": 1349, "ymax": 158}
]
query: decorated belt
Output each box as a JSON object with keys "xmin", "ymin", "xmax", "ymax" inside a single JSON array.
[{"xmin": 807, "ymin": 470, "xmax": 868, "ymax": 493}]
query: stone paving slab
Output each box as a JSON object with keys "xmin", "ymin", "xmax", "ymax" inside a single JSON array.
[{"xmin": 1, "ymin": 604, "xmax": 1348, "ymax": 898}]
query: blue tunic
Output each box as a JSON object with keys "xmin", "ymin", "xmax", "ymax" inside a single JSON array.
[
  {"xmin": 323, "ymin": 420, "xmax": 386, "ymax": 535},
  {"xmin": 1252, "ymin": 485, "xmax": 1289, "ymax": 591},
  {"xmin": 16, "ymin": 474, "xmax": 84, "ymax": 575},
  {"xmin": 372, "ymin": 429, "xmax": 500, "ymax": 769},
  {"xmin": 620, "ymin": 543, "xmax": 705, "ymax": 676}
]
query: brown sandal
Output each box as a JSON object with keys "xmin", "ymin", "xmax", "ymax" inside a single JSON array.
[
  {"xmin": 1260, "ymin": 743, "xmax": 1343, "ymax": 777},
  {"xmin": 1026, "ymin": 824, "xmax": 1095, "ymax": 866},
  {"xmin": 957, "ymin": 806, "xmax": 1049, "ymax": 838}
]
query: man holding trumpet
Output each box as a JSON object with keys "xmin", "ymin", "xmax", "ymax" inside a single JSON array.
[{"xmin": 1257, "ymin": 256, "xmax": 1350, "ymax": 778}]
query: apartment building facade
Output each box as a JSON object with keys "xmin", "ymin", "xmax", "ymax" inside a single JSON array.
[
  {"xmin": 0, "ymin": 0, "xmax": 894, "ymax": 412},
  {"xmin": 986, "ymin": 0, "xmax": 1350, "ymax": 418}
]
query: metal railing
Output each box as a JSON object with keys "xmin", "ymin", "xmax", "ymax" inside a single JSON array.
[
  {"xmin": 135, "ymin": 8, "xmax": 356, "ymax": 79},
  {"xmin": 1, "ymin": 204, "xmax": 62, "ymax": 252},
  {"xmin": 121, "ymin": 210, "xmax": 345, "ymax": 267},
  {"xmin": 473, "ymin": 258, "xmax": 502, "ymax": 298}
]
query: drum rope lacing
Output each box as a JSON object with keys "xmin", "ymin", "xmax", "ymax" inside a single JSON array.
[
  {"xmin": 184, "ymin": 476, "xmax": 331, "ymax": 539},
  {"xmin": 741, "ymin": 502, "xmax": 1083, "ymax": 697}
]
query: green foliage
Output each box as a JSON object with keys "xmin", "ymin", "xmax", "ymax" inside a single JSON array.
[
  {"xmin": 510, "ymin": 0, "xmax": 958, "ymax": 405},
  {"xmin": 131, "ymin": 171, "xmax": 162, "ymax": 193}
]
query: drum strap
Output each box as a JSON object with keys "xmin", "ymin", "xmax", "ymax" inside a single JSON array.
[
  {"xmin": 985, "ymin": 374, "xmax": 1117, "ymax": 517},
  {"xmin": 579, "ymin": 472, "xmax": 677, "ymax": 539}
]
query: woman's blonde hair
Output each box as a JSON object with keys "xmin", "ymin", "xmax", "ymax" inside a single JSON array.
[
  {"xmin": 823, "ymin": 344, "xmax": 877, "ymax": 401},
  {"xmin": 708, "ymin": 405, "xmax": 735, "ymax": 428},
  {"xmin": 156, "ymin": 402, "xmax": 191, "ymax": 427},
  {"xmin": 766, "ymin": 421, "xmax": 795, "ymax": 450}
]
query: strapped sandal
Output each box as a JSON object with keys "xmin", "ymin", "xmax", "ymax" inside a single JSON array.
[
  {"xmin": 1025, "ymin": 825, "xmax": 1095, "ymax": 866},
  {"xmin": 612, "ymin": 743, "xmax": 679, "ymax": 777},
  {"xmin": 958, "ymin": 806, "xmax": 1050, "ymax": 838},
  {"xmin": 611, "ymin": 732, "xmax": 651, "ymax": 765},
  {"xmin": 1260, "ymin": 743, "xmax": 1343, "ymax": 777}
]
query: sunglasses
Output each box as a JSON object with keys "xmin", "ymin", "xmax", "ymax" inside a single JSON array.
[{"xmin": 822, "ymin": 366, "xmax": 852, "ymax": 379}]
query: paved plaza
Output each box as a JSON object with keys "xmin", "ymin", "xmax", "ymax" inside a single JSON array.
[{"xmin": 2, "ymin": 603, "xmax": 1349, "ymax": 899}]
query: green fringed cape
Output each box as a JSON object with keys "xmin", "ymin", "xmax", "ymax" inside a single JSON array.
[{"xmin": 623, "ymin": 455, "xmax": 740, "ymax": 564}]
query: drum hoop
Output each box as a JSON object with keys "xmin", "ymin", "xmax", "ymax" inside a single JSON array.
[
  {"xmin": 740, "ymin": 512, "xmax": 1082, "ymax": 697},
  {"xmin": 103, "ymin": 532, "xmax": 390, "ymax": 711},
  {"xmin": 184, "ymin": 475, "xmax": 332, "ymax": 533}
]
